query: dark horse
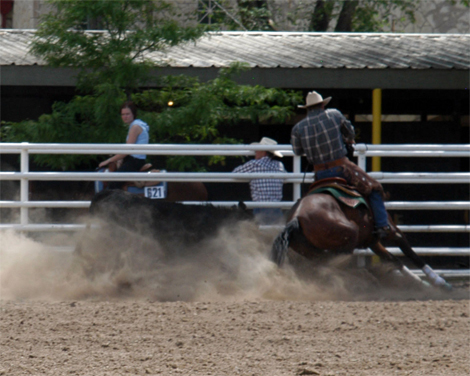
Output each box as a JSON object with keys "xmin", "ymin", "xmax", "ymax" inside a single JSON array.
[{"xmin": 271, "ymin": 178, "xmax": 452, "ymax": 290}]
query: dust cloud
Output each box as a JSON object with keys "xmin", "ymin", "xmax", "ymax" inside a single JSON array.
[
  {"xmin": 1, "ymin": 221, "xmax": 461, "ymax": 302},
  {"xmin": 0, "ymin": 219, "xmax": 360, "ymax": 303}
]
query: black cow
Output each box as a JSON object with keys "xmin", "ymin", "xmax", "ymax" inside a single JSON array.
[
  {"xmin": 74, "ymin": 189, "xmax": 255, "ymax": 285},
  {"xmin": 87, "ymin": 189, "xmax": 253, "ymax": 248}
]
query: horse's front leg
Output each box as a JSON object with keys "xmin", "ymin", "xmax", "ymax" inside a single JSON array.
[
  {"xmin": 369, "ymin": 242, "xmax": 426, "ymax": 287},
  {"xmin": 391, "ymin": 228, "xmax": 452, "ymax": 290}
]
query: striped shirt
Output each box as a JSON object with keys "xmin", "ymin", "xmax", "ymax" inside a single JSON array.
[
  {"xmin": 233, "ymin": 156, "xmax": 286, "ymax": 201},
  {"xmin": 291, "ymin": 108, "xmax": 355, "ymax": 165}
]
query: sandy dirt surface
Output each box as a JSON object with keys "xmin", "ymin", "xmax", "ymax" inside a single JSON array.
[{"xmin": 1, "ymin": 226, "xmax": 469, "ymax": 376}]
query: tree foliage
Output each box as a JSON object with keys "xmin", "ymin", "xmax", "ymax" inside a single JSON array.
[
  {"xmin": 2, "ymin": 0, "xmax": 303, "ymax": 171},
  {"xmin": 3, "ymin": 64, "xmax": 301, "ymax": 171},
  {"xmin": 199, "ymin": 0, "xmax": 469, "ymax": 33},
  {"xmin": 233, "ymin": 0, "xmax": 274, "ymax": 31},
  {"xmin": 31, "ymin": 0, "xmax": 205, "ymax": 93},
  {"xmin": 2, "ymin": 84, "xmax": 127, "ymax": 169},
  {"xmin": 218, "ymin": 0, "xmax": 420, "ymax": 32},
  {"xmin": 304, "ymin": 0, "xmax": 418, "ymax": 32}
]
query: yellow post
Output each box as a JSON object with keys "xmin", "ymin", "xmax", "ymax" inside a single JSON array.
[{"xmin": 372, "ymin": 88, "xmax": 382, "ymax": 171}]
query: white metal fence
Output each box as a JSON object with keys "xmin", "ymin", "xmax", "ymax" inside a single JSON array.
[{"xmin": 0, "ymin": 142, "xmax": 469, "ymax": 276}]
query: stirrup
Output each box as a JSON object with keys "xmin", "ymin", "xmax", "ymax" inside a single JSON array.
[{"xmin": 374, "ymin": 225, "xmax": 392, "ymax": 239}]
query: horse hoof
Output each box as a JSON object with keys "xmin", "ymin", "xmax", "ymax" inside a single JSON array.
[
  {"xmin": 421, "ymin": 280, "xmax": 432, "ymax": 288},
  {"xmin": 440, "ymin": 282, "xmax": 453, "ymax": 292}
]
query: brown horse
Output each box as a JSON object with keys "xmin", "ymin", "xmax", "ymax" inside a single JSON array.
[
  {"xmin": 100, "ymin": 162, "xmax": 208, "ymax": 202},
  {"xmin": 271, "ymin": 178, "xmax": 452, "ymax": 290}
]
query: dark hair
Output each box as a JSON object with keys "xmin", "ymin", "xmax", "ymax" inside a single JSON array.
[{"xmin": 121, "ymin": 101, "xmax": 137, "ymax": 118}]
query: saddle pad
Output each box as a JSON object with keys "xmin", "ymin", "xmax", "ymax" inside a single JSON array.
[{"xmin": 309, "ymin": 187, "xmax": 369, "ymax": 209}]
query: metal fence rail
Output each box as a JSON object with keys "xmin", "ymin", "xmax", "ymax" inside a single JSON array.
[
  {"xmin": 0, "ymin": 142, "xmax": 468, "ymax": 222},
  {"xmin": 0, "ymin": 142, "xmax": 469, "ymax": 278}
]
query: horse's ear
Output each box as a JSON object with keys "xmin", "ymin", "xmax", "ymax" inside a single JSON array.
[{"xmin": 238, "ymin": 201, "xmax": 247, "ymax": 211}]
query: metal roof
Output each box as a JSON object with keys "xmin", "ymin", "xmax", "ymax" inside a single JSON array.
[
  {"xmin": 1, "ymin": 30, "xmax": 469, "ymax": 89},
  {"xmin": 151, "ymin": 31, "xmax": 470, "ymax": 70}
]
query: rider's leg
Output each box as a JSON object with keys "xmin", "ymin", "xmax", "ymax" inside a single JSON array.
[
  {"xmin": 108, "ymin": 156, "xmax": 145, "ymax": 190},
  {"xmin": 369, "ymin": 189, "xmax": 391, "ymax": 238}
]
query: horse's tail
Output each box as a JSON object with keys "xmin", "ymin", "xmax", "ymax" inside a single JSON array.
[{"xmin": 270, "ymin": 217, "xmax": 300, "ymax": 267}]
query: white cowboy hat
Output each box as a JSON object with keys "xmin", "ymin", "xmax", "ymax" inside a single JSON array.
[
  {"xmin": 251, "ymin": 137, "xmax": 283, "ymax": 158},
  {"xmin": 298, "ymin": 91, "xmax": 332, "ymax": 109}
]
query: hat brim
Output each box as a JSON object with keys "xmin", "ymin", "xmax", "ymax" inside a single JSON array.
[
  {"xmin": 250, "ymin": 142, "xmax": 283, "ymax": 158},
  {"xmin": 298, "ymin": 96, "xmax": 332, "ymax": 109}
]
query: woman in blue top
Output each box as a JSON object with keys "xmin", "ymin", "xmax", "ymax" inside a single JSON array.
[{"xmin": 99, "ymin": 101, "xmax": 149, "ymax": 189}]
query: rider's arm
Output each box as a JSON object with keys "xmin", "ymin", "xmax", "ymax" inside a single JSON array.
[
  {"xmin": 99, "ymin": 125, "xmax": 143, "ymax": 167},
  {"xmin": 290, "ymin": 125, "xmax": 304, "ymax": 156},
  {"xmin": 340, "ymin": 116, "xmax": 355, "ymax": 144}
]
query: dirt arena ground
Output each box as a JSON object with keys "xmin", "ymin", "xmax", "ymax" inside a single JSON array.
[{"xmin": 1, "ymin": 226, "xmax": 469, "ymax": 376}]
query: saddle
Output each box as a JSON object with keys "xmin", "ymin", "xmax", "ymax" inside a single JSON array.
[{"xmin": 307, "ymin": 177, "xmax": 369, "ymax": 209}]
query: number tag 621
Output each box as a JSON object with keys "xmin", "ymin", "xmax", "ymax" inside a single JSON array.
[{"xmin": 144, "ymin": 183, "xmax": 167, "ymax": 199}]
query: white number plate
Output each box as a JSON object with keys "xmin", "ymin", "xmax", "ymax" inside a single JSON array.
[{"xmin": 144, "ymin": 184, "xmax": 167, "ymax": 199}]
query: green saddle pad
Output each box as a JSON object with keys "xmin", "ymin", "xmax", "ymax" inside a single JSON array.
[{"xmin": 310, "ymin": 187, "xmax": 369, "ymax": 209}]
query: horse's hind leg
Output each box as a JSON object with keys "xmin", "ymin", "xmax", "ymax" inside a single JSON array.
[{"xmin": 271, "ymin": 218, "xmax": 301, "ymax": 266}]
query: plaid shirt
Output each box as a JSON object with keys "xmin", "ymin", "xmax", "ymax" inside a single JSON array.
[
  {"xmin": 233, "ymin": 156, "xmax": 286, "ymax": 201},
  {"xmin": 291, "ymin": 108, "xmax": 355, "ymax": 165}
]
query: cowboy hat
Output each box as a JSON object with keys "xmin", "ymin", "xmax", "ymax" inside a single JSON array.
[
  {"xmin": 298, "ymin": 91, "xmax": 332, "ymax": 109},
  {"xmin": 251, "ymin": 137, "xmax": 283, "ymax": 158}
]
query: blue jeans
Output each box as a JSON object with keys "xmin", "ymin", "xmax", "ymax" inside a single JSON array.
[
  {"xmin": 315, "ymin": 166, "xmax": 388, "ymax": 228},
  {"xmin": 108, "ymin": 156, "xmax": 146, "ymax": 190},
  {"xmin": 368, "ymin": 190, "xmax": 389, "ymax": 228}
]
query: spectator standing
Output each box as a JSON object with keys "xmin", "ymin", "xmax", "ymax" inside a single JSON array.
[{"xmin": 233, "ymin": 137, "xmax": 286, "ymax": 224}]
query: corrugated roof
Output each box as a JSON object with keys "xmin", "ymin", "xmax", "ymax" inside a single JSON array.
[{"xmin": 1, "ymin": 30, "xmax": 469, "ymax": 70}]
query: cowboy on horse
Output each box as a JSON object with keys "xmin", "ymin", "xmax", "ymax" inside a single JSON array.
[
  {"xmin": 291, "ymin": 91, "xmax": 391, "ymax": 239},
  {"xmin": 270, "ymin": 90, "xmax": 451, "ymax": 290}
]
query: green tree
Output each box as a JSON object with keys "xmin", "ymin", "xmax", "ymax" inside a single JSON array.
[
  {"xmin": 2, "ymin": 83, "xmax": 127, "ymax": 169},
  {"xmin": 210, "ymin": 0, "xmax": 274, "ymax": 31},
  {"xmin": 205, "ymin": 0, "xmax": 418, "ymax": 32},
  {"xmin": 214, "ymin": 0, "xmax": 470, "ymax": 33},
  {"xmin": 3, "ymin": 65, "xmax": 301, "ymax": 171},
  {"xmin": 234, "ymin": 0, "xmax": 274, "ymax": 31},
  {"xmin": 309, "ymin": 0, "xmax": 418, "ymax": 32},
  {"xmin": 134, "ymin": 64, "xmax": 300, "ymax": 171},
  {"xmin": 2, "ymin": 0, "xmax": 302, "ymax": 171},
  {"xmin": 31, "ymin": 0, "xmax": 205, "ymax": 94}
]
